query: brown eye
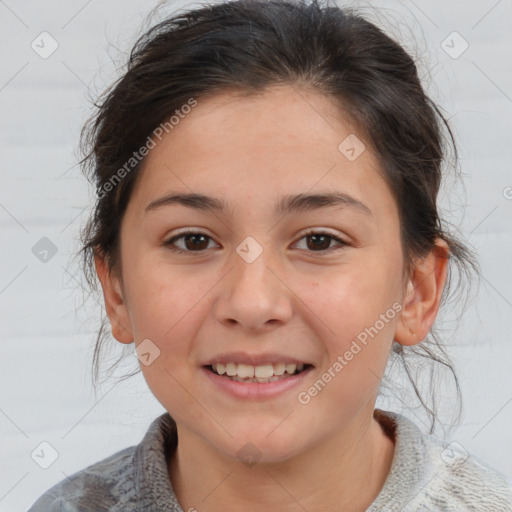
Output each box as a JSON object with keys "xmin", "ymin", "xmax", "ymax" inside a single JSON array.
[
  {"xmin": 164, "ymin": 231, "xmax": 217, "ymax": 252},
  {"xmin": 306, "ymin": 234, "xmax": 332, "ymax": 251},
  {"xmin": 295, "ymin": 231, "xmax": 347, "ymax": 252}
]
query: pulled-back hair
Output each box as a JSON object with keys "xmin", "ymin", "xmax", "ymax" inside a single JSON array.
[{"xmin": 77, "ymin": 0, "xmax": 478, "ymax": 432}]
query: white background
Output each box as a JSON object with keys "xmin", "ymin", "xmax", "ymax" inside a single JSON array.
[{"xmin": 1, "ymin": 0, "xmax": 511, "ymax": 510}]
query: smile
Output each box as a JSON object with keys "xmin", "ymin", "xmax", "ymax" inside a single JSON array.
[{"xmin": 208, "ymin": 362, "xmax": 310, "ymax": 383}]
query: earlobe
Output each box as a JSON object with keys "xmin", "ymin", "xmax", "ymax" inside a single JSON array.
[
  {"xmin": 93, "ymin": 251, "xmax": 134, "ymax": 344},
  {"xmin": 394, "ymin": 238, "xmax": 449, "ymax": 346}
]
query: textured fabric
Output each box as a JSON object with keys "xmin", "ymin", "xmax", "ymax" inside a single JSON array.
[
  {"xmin": 367, "ymin": 410, "xmax": 512, "ymax": 511},
  {"xmin": 27, "ymin": 409, "xmax": 512, "ymax": 512}
]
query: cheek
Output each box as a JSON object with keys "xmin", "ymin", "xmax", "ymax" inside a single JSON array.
[
  {"xmin": 127, "ymin": 268, "xmax": 203, "ymax": 410},
  {"xmin": 308, "ymin": 261, "xmax": 397, "ymax": 340},
  {"xmin": 122, "ymin": 249, "xmax": 202, "ymax": 340},
  {"xmin": 302, "ymin": 259, "xmax": 399, "ymax": 394}
]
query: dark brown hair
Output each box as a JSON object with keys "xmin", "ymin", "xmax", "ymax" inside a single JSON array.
[{"xmin": 77, "ymin": 0, "xmax": 478, "ymax": 432}]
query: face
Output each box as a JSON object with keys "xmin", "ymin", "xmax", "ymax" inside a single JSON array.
[{"xmin": 106, "ymin": 85, "xmax": 409, "ymax": 463}]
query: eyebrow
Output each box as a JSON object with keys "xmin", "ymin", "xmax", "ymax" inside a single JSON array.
[{"xmin": 144, "ymin": 191, "xmax": 373, "ymax": 218}]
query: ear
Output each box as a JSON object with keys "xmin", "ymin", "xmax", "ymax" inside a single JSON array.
[
  {"xmin": 94, "ymin": 250, "xmax": 134, "ymax": 344},
  {"xmin": 394, "ymin": 238, "xmax": 449, "ymax": 346}
]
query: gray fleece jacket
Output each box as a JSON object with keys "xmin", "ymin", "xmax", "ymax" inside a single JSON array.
[{"xmin": 27, "ymin": 409, "xmax": 512, "ymax": 511}]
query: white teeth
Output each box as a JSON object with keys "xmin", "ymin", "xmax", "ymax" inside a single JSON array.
[
  {"xmin": 225, "ymin": 362, "xmax": 237, "ymax": 376},
  {"xmin": 211, "ymin": 362, "xmax": 307, "ymax": 380},
  {"xmin": 254, "ymin": 364, "xmax": 274, "ymax": 378},
  {"xmin": 273, "ymin": 362, "xmax": 286, "ymax": 376},
  {"xmin": 237, "ymin": 364, "xmax": 255, "ymax": 378},
  {"xmin": 285, "ymin": 363, "xmax": 297, "ymax": 374}
]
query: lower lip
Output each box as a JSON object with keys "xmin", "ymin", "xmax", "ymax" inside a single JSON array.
[{"xmin": 200, "ymin": 366, "xmax": 314, "ymax": 400}]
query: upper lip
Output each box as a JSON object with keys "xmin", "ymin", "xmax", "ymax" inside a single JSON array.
[{"xmin": 202, "ymin": 351, "xmax": 313, "ymax": 367}]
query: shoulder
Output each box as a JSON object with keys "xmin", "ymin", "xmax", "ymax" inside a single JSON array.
[
  {"xmin": 419, "ymin": 429, "xmax": 512, "ymax": 511},
  {"xmin": 27, "ymin": 411, "xmax": 180, "ymax": 512},
  {"xmin": 369, "ymin": 409, "xmax": 512, "ymax": 512},
  {"xmin": 26, "ymin": 445, "xmax": 138, "ymax": 512}
]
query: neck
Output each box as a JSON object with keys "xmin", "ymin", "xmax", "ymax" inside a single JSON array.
[{"xmin": 168, "ymin": 408, "xmax": 395, "ymax": 512}]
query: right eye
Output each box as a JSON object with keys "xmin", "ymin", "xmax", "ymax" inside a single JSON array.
[{"xmin": 163, "ymin": 231, "xmax": 219, "ymax": 253}]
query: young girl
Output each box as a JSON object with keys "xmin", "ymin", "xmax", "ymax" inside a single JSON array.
[{"xmin": 28, "ymin": 0, "xmax": 512, "ymax": 510}]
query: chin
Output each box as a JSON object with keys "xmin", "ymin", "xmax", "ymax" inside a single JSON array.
[{"xmin": 212, "ymin": 424, "xmax": 309, "ymax": 466}]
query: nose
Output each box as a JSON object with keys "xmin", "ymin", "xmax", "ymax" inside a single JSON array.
[{"xmin": 212, "ymin": 244, "xmax": 293, "ymax": 333}]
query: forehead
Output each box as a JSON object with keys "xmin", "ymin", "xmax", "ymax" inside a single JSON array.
[{"xmin": 128, "ymin": 85, "xmax": 398, "ymax": 223}]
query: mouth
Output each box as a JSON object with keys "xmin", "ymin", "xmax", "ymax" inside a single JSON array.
[{"xmin": 204, "ymin": 362, "xmax": 313, "ymax": 384}]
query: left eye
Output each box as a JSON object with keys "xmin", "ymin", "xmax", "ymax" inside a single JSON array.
[
  {"xmin": 163, "ymin": 230, "xmax": 347, "ymax": 253},
  {"xmin": 294, "ymin": 231, "xmax": 347, "ymax": 252}
]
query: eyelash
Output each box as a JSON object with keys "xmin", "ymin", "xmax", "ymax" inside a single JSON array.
[{"xmin": 163, "ymin": 229, "xmax": 348, "ymax": 254}]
